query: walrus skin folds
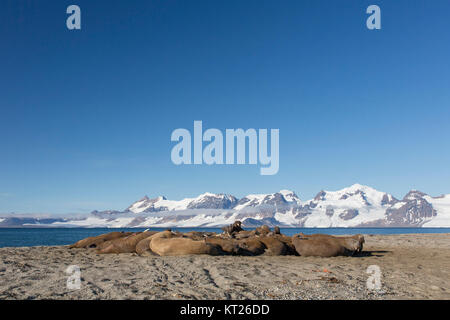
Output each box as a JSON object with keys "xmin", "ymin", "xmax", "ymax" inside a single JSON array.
[{"xmin": 69, "ymin": 231, "xmax": 132, "ymax": 249}]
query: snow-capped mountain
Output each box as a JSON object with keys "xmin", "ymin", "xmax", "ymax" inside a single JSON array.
[
  {"xmin": 125, "ymin": 193, "xmax": 238, "ymax": 213},
  {"xmin": 1, "ymin": 184, "xmax": 450, "ymax": 228}
]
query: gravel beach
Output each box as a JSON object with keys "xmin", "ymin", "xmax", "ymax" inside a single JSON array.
[{"xmin": 0, "ymin": 233, "xmax": 449, "ymax": 300}]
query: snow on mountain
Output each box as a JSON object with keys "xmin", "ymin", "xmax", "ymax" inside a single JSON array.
[
  {"xmin": 234, "ymin": 190, "xmax": 301, "ymax": 211},
  {"xmin": 2, "ymin": 185, "xmax": 450, "ymax": 228},
  {"xmin": 422, "ymin": 194, "xmax": 450, "ymax": 227},
  {"xmin": 125, "ymin": 193, "xmax": 238, "ymax": 213},
  {"xmin": 187, "ymin": 193, "xmax": 238, "ymax": 210},
  {"xmin": 295, "ymin": 184, "xmax": 397, "ymax": 227}
]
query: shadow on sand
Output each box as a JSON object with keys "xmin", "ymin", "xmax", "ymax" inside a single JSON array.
[{"xmin": 354, "ymin": 250, "xmax": 390, "ymax": 258}]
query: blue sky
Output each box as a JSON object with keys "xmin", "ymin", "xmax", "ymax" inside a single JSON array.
[{"xmin": 1, "ymin": 0, "xmax": 450, "ymax": 213}]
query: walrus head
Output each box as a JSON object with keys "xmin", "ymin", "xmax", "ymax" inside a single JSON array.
[
  {"xmin": 343, "ymin": 238, "xmax": 361, "ymax": 255},
  {"xmin": 352, "ymin": 234, "xmax": 365, "ymax": 252}
]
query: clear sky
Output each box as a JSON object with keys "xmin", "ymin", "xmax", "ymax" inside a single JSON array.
[{"xmin": 1, "ymin": 0, "xmax": 450, "ymax": 214}]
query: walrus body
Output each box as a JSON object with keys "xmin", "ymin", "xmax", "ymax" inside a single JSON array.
[
  {"xmin": 297, "ymin": 233, "xmax": 365, "ymax": 253},
  {"xmin": 184, "ymin": 231, "xmax": 217, "ymax": 241},
  {"xmin": 222, "ymin": 221, "xmax": 243, "ymax": 235},
  {"xmin": 233, "ymin": 230, "xmax": 256, "ymax": 239},
  {"xmin": 135, "ymin": 236, "xmax": 157, "ymax": 256},
  {"xmin": 236, "ymin": 238, "xmax": 266, "ymax": 256},
  {"xmin": 150, "ymin": 237, "xmax": 224, "ymax": 256},
  {"xmin": 258, "ymin": 237, "xmax": 289, "ymax": 256},
  {"xmin": 69, "ymin": 231, "xmax": 132, "ymax": 249},
  {"xmin": 254, "ymin": 225, "xmax": 271, "ymax": 236},
  {"xmin": 205, "ymin": 237, "xmax": 243, "ymax": 255},
  {"xmin": 97, "ymin": 231, "xmax": 156, "ymax": 254},
  {"xmin": 292, "ymin": 235, "xmax": 361, "ymax": 257}
]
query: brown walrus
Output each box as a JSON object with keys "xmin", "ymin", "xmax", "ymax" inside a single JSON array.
[
  {"xmin": 273, "ymin": 234, "xmax": 298, "ymax": 255},
  {"xmin": 292, "ymin": 235, "xmax": 361, "ymax": 257},
  {"xmin": 205, "ymin": 237, "xmax": 244, "ymax": 255},
  {"xmin": 184, "ymin": 231, "xmax": 217, "ymax": 240},
  {"xmin": 69, "ymin": 231, "xmax": 133, "ymax": 249},
  {"xmin": 254, "ymin": 225, "xmax": 271, "ymax": 236},
  {"xmin": 151, "ymin": 238, "xmax": 224, "ymax": 256},
  {"xmin": 257, "ymin": 237, "xmax": 290, "ymax": 256},
  {"xmin": 97, "ymin": 231, "xmax": 156, "ymax": 254},
  {"xmin": 233, "ymin": 230, "xmax": 257, "ymax": 239},
  {"xmin": 135, "ymin": 230, "xmax": 187, "ymax": 256},
  {"xmin": 135, "ymin": 235, "xmax": 156, "ymax": 256},
  {"xmin": 236, "ymin": 238, "xmax": 266, "ymax": 256},
  {"xmin": 149, "ymin": 231, "xmax": 224, "ymax": 256},
  {"xmin": 297, "ymin": 233, "xmax": 365, "ymax": 253},
  {"xmin": 222, "ymin": 221, "xmax": 243, "ymax": 235}
]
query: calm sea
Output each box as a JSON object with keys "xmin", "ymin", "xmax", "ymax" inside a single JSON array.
[{"xmin": 0, "ymin": 227, "xmax": 449, "ymax": 248}]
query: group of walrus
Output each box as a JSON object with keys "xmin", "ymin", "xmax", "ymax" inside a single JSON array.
[{"xmin": 69, "ymin": 221, "xmax": 365, "ymax": 257}]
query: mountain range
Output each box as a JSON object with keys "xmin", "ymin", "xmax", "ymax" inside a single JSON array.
[{"xmin": 1, "ymin": 184, "xmax": 449, "ymax": 228}]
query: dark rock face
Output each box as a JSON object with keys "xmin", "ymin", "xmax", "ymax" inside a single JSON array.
[
  {"xmin": 403, "ymin": 190, "xmax": 428, "ymax": 201},
  {"xmin": 292, "ymin": 205, "xmax": 313, "ymax": 219},
  {"xmin": 338, "ymin": 190, "xmax": 370, "ymax": 205},
  {"xmin": 187, "ymin": 194, "xmax": 238, "ymax": 209},
  {"xmin": 262, "ymin": 193, "xmax": 289, "ymax": 206},
  {"xmin": 381, "ymin": 193, "xmax": 398, "ymax": 206},
  {"xmin": 126, "ymin": 196, "xmax": 168, "ymax": 213},
  {"xmin": 236, "ymin": 192, "xmax": 291, "ymax": 209},
  {"xmin": 339, "ymin": 209, "xmax": 359, "ymax": 220},
  {"xmin": 386, "ymin": 197, "xmax": 437, "ymax": 226},
  {"xmin": 314, "ymin": 190, "xmax": 326, "ymax": 201},
  {"xmin": 325, "ymin": 206, "xmax": 334, "ymax": 217},
  {"xmin": 355, "ymin": 191, "xmax": 370, "ymax": 206}
]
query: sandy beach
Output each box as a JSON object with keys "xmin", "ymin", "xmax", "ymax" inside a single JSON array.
[{"xmin": 0, "ymin": 233, "xmax": 449, "ymax": 300}]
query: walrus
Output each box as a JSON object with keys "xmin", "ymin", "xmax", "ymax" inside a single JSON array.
[
  {"xmin": 184, "ymin": 231, "xmax": 217, "ymax": 240},
  {"xmin": 135, "ymin": 230, "xmax": 188, "ymax": 256},
  {"xmin": 297, "ymin": 233, "xmax": 365, "ymax": 253},
  {"xmin": 257, "ymin": 237, "xmax": 289, "ymax": 256},
  {"xmin": 222, "ymin": 221, "xmax": 243, "ymax": 235},
  {"xmin": 150, "ymin": 236, "xmax": 224, "ymax": 256},
  {"xmin": 205, "ymin": 237, "xmax": 243, "ymax": 255},
  {"xmin": 236, "ymin": 238, "xmax": 266, "ymax": 256},
  {"xmin": 135, "ymin": 235, "xmax": 157, "ymax": 256},
  {"xmin": 97, "ymin": 231, "xmax": 156, "ymax": 254},
  {"xmin": 292, "ymin": 235, "xmax": 361, "ymax": 257},
  {"xmin": 254, "ymin": 225, "xmax": 271, "ymax": 236},
  {"xmin": 273, "ymin": 234, "xmax": 298, "ymax": 255},
  {"xmin": 135, "ymin": 231, "xmax": 179, "ymax": 256},
  {"xmin": 233, "ymin": 230, "xmax": 257, "ymax": 239},
  {"xmin": 69, "ymin": 231, "xmax": 133, "ymax": 249}
]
